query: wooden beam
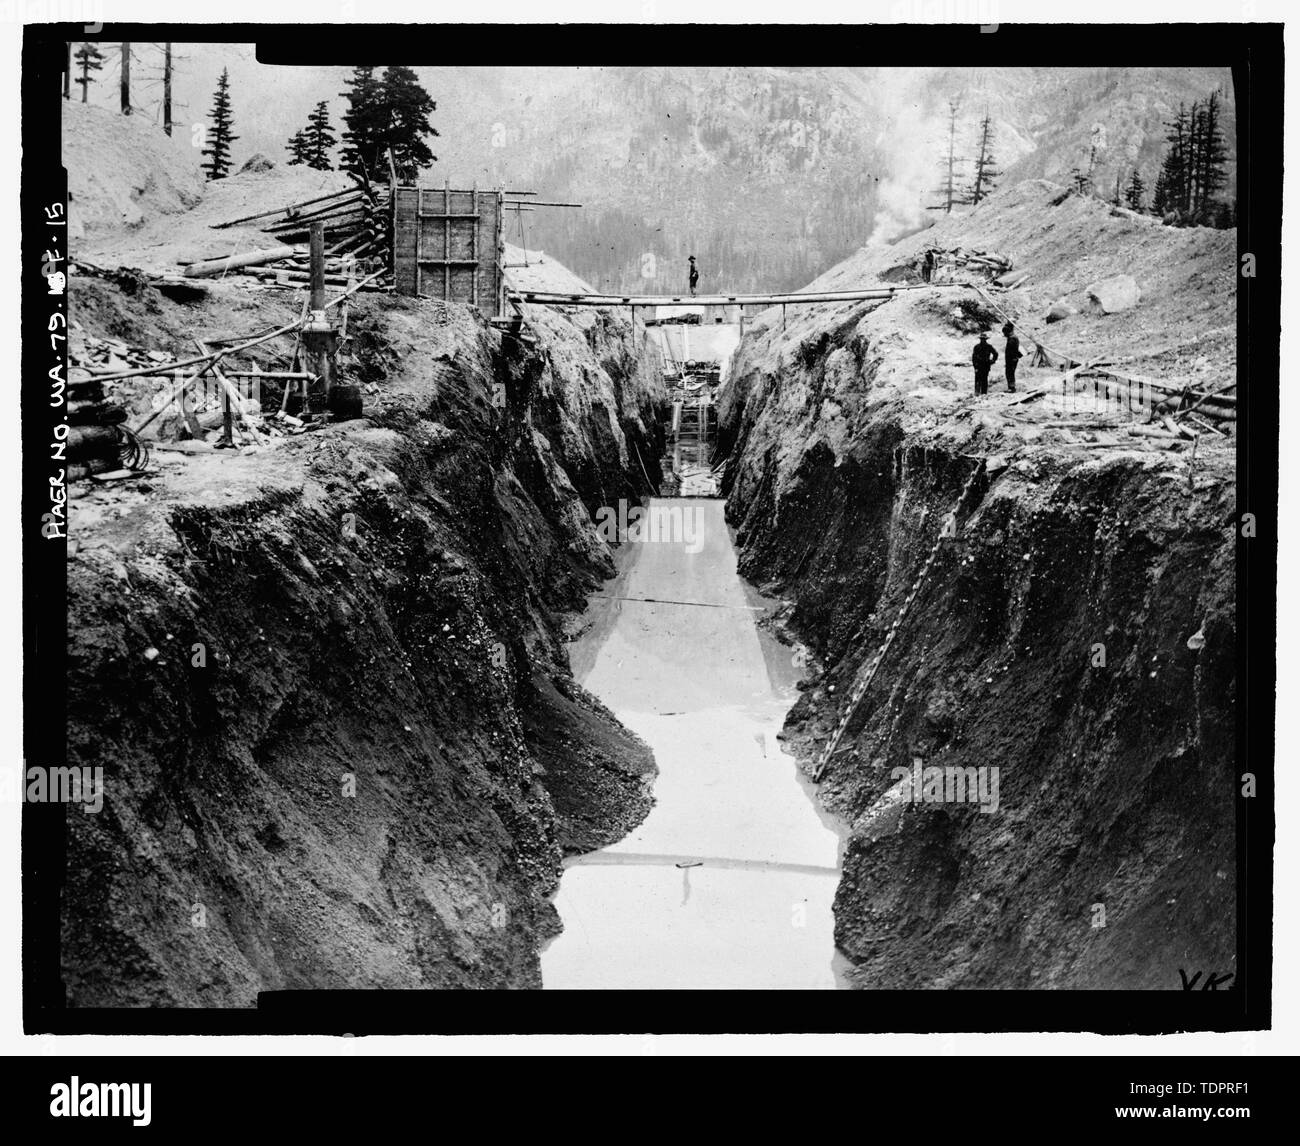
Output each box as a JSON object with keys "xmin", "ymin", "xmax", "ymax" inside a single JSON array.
[
  {"xmin": 210, "ymin": 187, "xmax": 366, "ymax": 230},
  {"xmin": 183, "ymin": 246, "xmax": 297, "ymax": 278},
  {"xmin": 512, "ymin": 284, "xmax": 945, "ymax": 308}
]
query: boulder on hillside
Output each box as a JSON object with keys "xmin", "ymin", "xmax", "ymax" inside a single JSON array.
[
  {"xmin": 239, "ymin": 153, "xmax": 276, "ymax": 174},
  {"xmin": 1085, "ymin": 274, "xmax": 1141, "ymax": 314},
  {"xmin": 1045, "ymin": 299, "xmax": 1078, "ymax": 324}
]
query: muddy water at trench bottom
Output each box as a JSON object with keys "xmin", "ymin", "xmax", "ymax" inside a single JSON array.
[{"xmin": 541, "ymin": 497, "xmax": 849, "ymax": 989}]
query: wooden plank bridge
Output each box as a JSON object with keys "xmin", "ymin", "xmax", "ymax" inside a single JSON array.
[{"xmin": 509, "ymin": 283, "xmax": 950, "ymax": 308}]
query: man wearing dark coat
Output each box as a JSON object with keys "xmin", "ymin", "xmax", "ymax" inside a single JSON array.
[
  {"xmin": 1002, "ymin": 322, "xmax": 1022, "ymax": 392},
  {"xmin": 972, "ymin": 331, "xmax": 998, "ymax": 397}
]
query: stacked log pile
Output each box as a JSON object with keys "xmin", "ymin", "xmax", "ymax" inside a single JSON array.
[
  {"xmin": 928, "ymin": 246, "xmax": 1014, "ymax": 282},
  {"xmin": 66, "ymin": 375, "xmax": 131, "ymax": 480},
  {"xmin": 182, "ymin": 177, "xmax": 394, "ymax": 291}
]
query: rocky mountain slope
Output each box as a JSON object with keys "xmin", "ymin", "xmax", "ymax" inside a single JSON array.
[
  {"xmin": 717, "ymin": 179, "xmax": 1237, "ymax": 989},
  {"xmin": 71, "ymin": 59, "xmax": 1236, "ymax": 294},
  {"xmin": 448, "ymin": 65, "xmax": 1236, "ymax": 295}
]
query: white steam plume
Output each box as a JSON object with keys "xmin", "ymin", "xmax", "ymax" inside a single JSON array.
[{"xmin": 866, "ymin": 69, "xmax": 951, "ymax": 248}]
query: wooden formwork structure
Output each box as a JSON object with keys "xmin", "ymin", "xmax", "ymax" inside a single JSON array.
[{"xmin": 392, "ymin": 183, "xmax": 504, "ymax": 317}]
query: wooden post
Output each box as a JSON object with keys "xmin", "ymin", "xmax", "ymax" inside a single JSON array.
[
  {"xmin": 172, "ymin": 367, "xmax": 203, "ymax": 440},
  {"xmin": 414, "ymin": 188, "xmax": 423, "ymax": 296},
  {"xmin": 304, "ymin": 222, "xmax": 332, "ymax": 416},
  {"xmin": 120, "ymin": 42, "xmax": 130, "ymax": 115},
  {"xmin": 196, "ymin": 342, "xmax": 234, "ymax": 447},
  {"xmin": 310, "ymin": 222, "xmax": 326, "ymax": 314},
  {"xmin": 220, "ymin": 384, "xmax": 234, "ymax": 445},
  {"xmin": 496, "ymin": 187, "xmax": 505, "ymax": 318}
]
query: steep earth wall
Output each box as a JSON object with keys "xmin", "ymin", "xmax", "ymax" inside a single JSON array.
[
  {"xmin": 64, "ymin": 277, "xmax": 665, "ymax": 1004},
  {"xmin": 718, "ymin": 185, "xmax": 1236, "ymax": 990}
]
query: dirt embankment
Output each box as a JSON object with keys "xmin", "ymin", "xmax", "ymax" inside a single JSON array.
[
  {"xmin": 718, "ymin": 181, "xmax": 1236, "ymax": 990},
  {"xmin": 65, "ymin": 275, "xmax": 665, "ymax": 1004}
]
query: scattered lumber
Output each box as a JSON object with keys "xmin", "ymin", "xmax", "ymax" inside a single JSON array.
[
  {"xmin": 210, "ymin": 185, "xmax": 366, "ymax": 230},
  {"xmin": 1170, "ymin": 379, "xmax": 1238, "ymax": 422},
  {"xmin": 197, "ymin": 178, "xmax": 393, "ymax": 289},
  {"xmin": 152, "ymin": 276, "xmax": 211, "ymax": 301},
  {"xmin": 68, "ymin": 424, "xmax": 120, "ymax": 453},
  {"xmin": 1185, "ymin": 412, "xmax": 1228, "ymax": 436},
  {"xmin": 1126, "ymin": 424, "xmax": 1178, "ymax": 439},
  {"xmin": 183, "ymin": 246, "xmax": 299, "ymax": 278},
  {"xmin": 68, "ymin": 399, "xmax": 127, "ymax": 427},
  {"xmin": 993, "ymin": 270, "xmax": 1031, "ymax": 289}
]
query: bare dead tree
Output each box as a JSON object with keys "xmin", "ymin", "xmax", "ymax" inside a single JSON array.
[
  {"xmin": 163, "ymin": 42, "xmax": 172, "ymax": 135},
  {"xmin": 929, "ymin": 98, "xmax": 964, "ymax": 214},
  {"xmin": 120, "ymin": 42, "xmax": 131, "ymax": 114}
]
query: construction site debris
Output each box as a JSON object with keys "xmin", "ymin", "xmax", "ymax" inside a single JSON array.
[{"xmin": 183, "ymin": 245, "xmax": 299, "ymax": 278}]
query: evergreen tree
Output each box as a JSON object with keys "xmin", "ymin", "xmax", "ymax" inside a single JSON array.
[
  {"xmin": 73, "ymin": 42, "xmax": 102, "ymax": 103},
  {"xmin": 201, "ymin": 67, "xmax": 238, "ymax": 181},
  {"xmin": 965, "ymin": 112, "xmax": 1000, "ymax": 205},
  {"xmin": 1124, "ymin": 167, "xmax": 1146, "ymax": 212},
  {"xmin": 305, "ymin": 101, "xmax": 337, "ymax": 171},
  {"xmin": 286, "ymin": 128, "xmax": 311, "ymax": 166},
  {"xmin": 1151, "ymin": 92, "xmax": 1232, "ymax": 225},
  {"xmin": 1069, "ymin": 167, "xmax": 1091, "ymax": 195},
  {"xmin": 339, "ymin": 65, "xmax": 384, "ymax": 179},
  {"xmin": 1193, "ymin": 90, "xmax": 1229, "ymax": 217},
  {"xmin": 379, "ymin": 66, "xmax": 438, "ymax": 175},
  {"xmin": 1151, "ymin": 165, "xmax": 1171, "ymax": 216},
  {"xmin": 1159, "ymin": 102, "xmax": 1192, "ymax": 217},
  {"xmin": 339, "ymin": 65, "xmax": 438, "ymax": 180}
]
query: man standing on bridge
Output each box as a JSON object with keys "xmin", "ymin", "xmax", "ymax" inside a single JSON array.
[
  {"xmin": 972, "ymin": 331, "xmax": 998, "ymax": 397},
  {"xmin": 1002, "ymin": 322, "xmax": 1022, "ymax": 393},
  {"xmin": 688, "ymin": 255, "xmax": 699, "ymax": 298}
]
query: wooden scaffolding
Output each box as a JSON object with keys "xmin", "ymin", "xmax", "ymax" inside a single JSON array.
[{"xmin": 392, "ymin": 183, "xmax": 504, "ymax": 317}]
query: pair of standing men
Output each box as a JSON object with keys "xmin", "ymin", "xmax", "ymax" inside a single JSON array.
[{"xmin": 972, "ymin": 322, "xmax": 1022, "ymax": 396}]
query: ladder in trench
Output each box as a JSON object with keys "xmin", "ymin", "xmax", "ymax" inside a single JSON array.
[{"xmin": 811, "ymin": 457, "xmax": 989, "ymax": 782}]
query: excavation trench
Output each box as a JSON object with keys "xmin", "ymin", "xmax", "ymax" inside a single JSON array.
[
  {"xmin": 542, "ymin": 497, "xmax": 849, "ymax": 989},
  {"xmin": 61, "ymin": 171, "xmax": 1238, "ymax": 999}
]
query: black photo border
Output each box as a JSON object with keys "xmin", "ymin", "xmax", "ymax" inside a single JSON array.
[{"xmin": 20, "ymin": 19, "xmax": 1282, "ymax": 1037}]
